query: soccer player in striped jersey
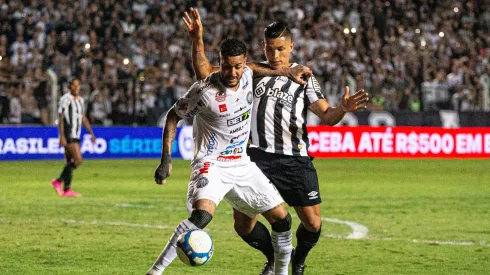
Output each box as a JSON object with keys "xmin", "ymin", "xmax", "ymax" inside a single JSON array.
[
  {"xmin": 184, "ymin": 9, "xmax": 369, "ymax": 275},
  {"xmin": 51, "ymin": 78, "xmax": 96, "ymax": 197}
]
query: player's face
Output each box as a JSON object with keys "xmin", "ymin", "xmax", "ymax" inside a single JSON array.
[
  {"xmin": 69, "ymin": 80, "xmax": 81, "ymax": 96},
  {"xmin": 263, "ymin": 36, "xmax": 294, "ymax": 69},
  {"xmin": 219, "ymin": 54, "xmax": 247, "ymax": 89}
]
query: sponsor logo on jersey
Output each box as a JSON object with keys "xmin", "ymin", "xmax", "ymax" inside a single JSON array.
[
  {"xmin": 227, "ymin": 109, "xmax": 250, "ymax": 126},
  {"xmin": 311, "ymin": 76, "xmax": 321, "ymax": 93},
  {"xmin": 185, "ymin": 106, "xmax": 199, "ymax": 118},
  {"xmin": 197, "ymin": 82, "xmax": 211, "ymax": 94},
  {"xmin": 215, "ymin": 91, "xmax": 226, "ymax": 102},
  {"xmin": 267, "ymin": 88, "xmax": 294, "ymax": 105},
  {"xmin": 234, "ymin": 105, "xmax": 247, "ymax": 114},
  {"xmin": 246, "ymin": 91, "xmax": 253, "ymax": 104},
  {"xmin": 220, "ymin": 146, "xmax": 243, "ymax": 156},
  {"xmin": 254, "ymin": 82, "xmax": 266, "ymax": 97},
  {"xmin": 217, "ymin": 155, "xmax": 242, "ymax": 161},
  {"xmin": 242, "ymin": 80, "xmax": 249, "ymax": 90},
  {"xmin": 229, "ymin": 125, "xmax": 244, "ymax": 134},
  {"xmin": 197, "ymin": 100, "xmax": 205, "ymax": 107},
  {"xmin": 219, "ymin": 104, "xmax": 227, "ymax": 112},
  {"xmin": 196, "ymin": 176, "xmax": 209, "ymax": 188},
  {"xmin": 225, "ymin": 139, "xmax": 246, "ymax": 150},
  {"xmin": 199, "ymin": 162, "xmax": 212, "ymax": 174},
  {"xmin": 206, "ymin": 132, "xmax": 218, "ymax": 155},
  {"xmin": 177, "ymin": 102, "xmax": 188, "ymax": 111}
]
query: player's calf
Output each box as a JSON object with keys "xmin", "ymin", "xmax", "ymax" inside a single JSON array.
[{"xmin": 270, "ymin": 212, "xmax": 293, "ymax": 275}]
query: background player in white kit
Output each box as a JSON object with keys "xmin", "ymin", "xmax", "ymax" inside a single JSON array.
[
  {"xmin": 147, "ymin": 38, "xmax": 311, "ymax": 275},
  {"xmin": 51, "ymin": 78, "xmax": 96, "ymax": 197}
]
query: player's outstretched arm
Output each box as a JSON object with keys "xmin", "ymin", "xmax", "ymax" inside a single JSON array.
[
  {"xmin": 183, "ymin": 8, "xmax": 219, "ymax": 80},
  {"xmin": 155, "ymin": 108, "xmax": 180, "ymax": 185},
  {"xmin": 82, "ymin": 114, "xmax": 96, "ymax": 144},
  {"xmin": 247, "ymin": 63, "xmax": 311, "ymax": 85},
  {"xmin": 310, "ymin": 86, "xmax": 369, "ymax": 126}
]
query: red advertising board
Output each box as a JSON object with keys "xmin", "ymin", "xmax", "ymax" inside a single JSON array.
[{"xmin": 307, "ymin": 126, "xmax": 490, "ymax": 158}]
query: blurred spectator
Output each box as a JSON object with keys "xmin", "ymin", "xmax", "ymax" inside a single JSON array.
[{"xmin": 0, "ymin": 0, "xmax": 489, "ymax": 126}]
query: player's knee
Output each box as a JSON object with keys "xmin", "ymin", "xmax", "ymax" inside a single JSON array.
[
  {"xmin": 73, "ymin": 159, "xmax": 83, "ymax": 168},
  {"xmin": 189, "ymin": 209, "xmax": 213, "ymax": 229},
  {"xmin": 271, "ymin": 212, "xmax": 292, "ymax": 232},
  {"xmin": 301, "ymin": 215, "xmax": 322, "ymax": 232}
]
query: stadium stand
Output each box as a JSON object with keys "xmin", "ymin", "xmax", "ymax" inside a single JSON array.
[{"xmin": 0, "ymin": 0, "xmax": 489, "ymax": 125}]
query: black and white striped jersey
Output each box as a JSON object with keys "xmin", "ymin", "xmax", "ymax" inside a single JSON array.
[
  {"xmin": 249, "ymin": 63, "xmax": 324, "ymax": 156},
  {"xmin": 58, "ymin": 93, "xmax": 85, "ymax": 139}
]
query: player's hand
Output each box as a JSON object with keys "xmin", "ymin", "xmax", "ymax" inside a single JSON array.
[
  {"xmin": 341, "ymin": 86, "xmax": 369, "ymax": 112},
  {"xmin": 154, "ymin": 156, "xmax": 172, "ymax": 185},
  {"xmin": 183, "ymin": 8, "xmax": 203, "ymax": 42},
  {"xmin": 59, "ymin": 137, "xmax": 67, "ymax": 147},
  {"xmin": 287, "ymin": 65, "xmax": 312, "ymax": 85}
]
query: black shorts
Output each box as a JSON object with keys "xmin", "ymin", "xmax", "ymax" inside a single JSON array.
[
  {"xmin": 248, "ymin": 147, "xmax": 321, "ymax": 207},
  {"xmin": 66, "ymin": 138, "xmax": 80, "ymax": 144}
]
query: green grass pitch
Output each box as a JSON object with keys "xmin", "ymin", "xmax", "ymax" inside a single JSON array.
[{"xmin": 0, "ymin": 158, "xmax": 489, "ymax": 274}]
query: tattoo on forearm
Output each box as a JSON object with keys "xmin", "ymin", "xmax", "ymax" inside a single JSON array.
[{"xmin": 162, "ymin": 118, "xmax": 177, "ymax": 156}]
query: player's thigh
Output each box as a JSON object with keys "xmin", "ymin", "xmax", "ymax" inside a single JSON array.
[
  {"xmin": 225, "ymin": 162, "xmax": 283, "ymax": 219},
  {"xmin": 270, "ymin": 156, "xmax": 321, "ymax": 207},
  {"xmin": 186, "ymin": 161, "xmax": 232, "ymax": 214},
  {"xmin": 294, "ymin": 204, "xmax": 322, "ymax": 231},
  {"xmin": 64, "ymin": 142, "xmax": 82, "ymax": 163}
]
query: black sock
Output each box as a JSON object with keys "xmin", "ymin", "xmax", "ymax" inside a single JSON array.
[
  {"xmin": 240, "ymin": 221, "xmax": 275, "ymax": 264},
  {"xmin": 58, "ymin": 163, "xmax": 75, "ymax": 191},
  {"xmin": 294, "ymin": 223, "xmax": 321, "ymax": 264}
]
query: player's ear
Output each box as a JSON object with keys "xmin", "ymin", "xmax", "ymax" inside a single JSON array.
[
  {"xmin": 290, "ymin": 41, "xmax": 294, "ymax": 51},
  {"xmin": 262, "ymin": 39, "xmax": 266, "ymax": 50}
]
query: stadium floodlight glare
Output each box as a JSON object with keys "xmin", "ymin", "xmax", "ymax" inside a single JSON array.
[
  {"xmin": 0, "ymin": 56, "xmax": 2, "ymax": 61},
  {"xmin": 85, "ymin": 43, "xmax": 91, "ymax": 50},
  {"xmin": 351, "ymin": 28, "xmax": 357, "ymax": 34},
  {"xmin": 439, "ymin": 32, "xmax": 445, "ymax": 38},
  {"xmin": 123, "ymin": 58, "xmax": 129, "ymax": 65},
  {"xmin": 454, "ymin": 7, "xmax": 459, "ymax": 13},
  {"xmin": 343, "ymin": 28, "xmax": 350, "ymax": 34},
  {"xmin": 415, "ymin": 28, "xmax": 420, "ymax": 34}
]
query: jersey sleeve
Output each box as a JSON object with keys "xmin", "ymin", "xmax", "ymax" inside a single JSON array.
[
  {"xmin": 58, "ymin": 95, "xmax": 70, "ymax": 114},
  {"xmin": 173, "ymin": 80, "xmax": 210, "ymax": 119},
  {"xmin": 305, "ymin": 74, "xmax": 325, "ymax": 105}
]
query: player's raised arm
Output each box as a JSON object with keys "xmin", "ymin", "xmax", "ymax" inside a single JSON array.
[
  {"xmin": 183, "ymin": 8, "xmax": 219, "ymax": 80},
  {"xmin": 309, "ymin": 86, "xmax": 370, "ymax": 126},
  {"xmin": 246, "ymin": 62, "xmax": 311, "ymax": 85},
  {"xmin": 154, "ymin": 108, "xmax": 180, "ymax": 185}
]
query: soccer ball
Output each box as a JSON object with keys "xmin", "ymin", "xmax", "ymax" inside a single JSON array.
[{"xmin": 176, "ymin": 229, "xmax": 214, "ymax": 266}]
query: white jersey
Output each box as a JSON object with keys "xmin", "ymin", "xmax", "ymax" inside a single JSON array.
[
  {"xmin": 250, "ymin": 63, "xmax": 324, "ymax": 156},
  {"xmin": 174, "ymin": 66, "xmax": 254, "ymax": 166},
  {"xmin": 58, "ymin": 92, "xmax": 85, "ymax": 139}
]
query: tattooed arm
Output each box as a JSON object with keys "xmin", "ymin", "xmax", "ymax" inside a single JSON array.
[{"xmin": 154, "ymin": 108, "xmax": 181, "ymax": 185}]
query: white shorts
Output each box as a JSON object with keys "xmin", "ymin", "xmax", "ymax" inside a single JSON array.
[{"xmin": 186, "ymin": 160, "xmax": 284, "ymax": 218}]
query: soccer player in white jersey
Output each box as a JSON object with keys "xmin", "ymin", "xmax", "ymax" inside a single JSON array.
[
  {"xmin": 51, "ymin": 78, "xmax": 96, "ymax": 197},
  {"xmin": 147, "ymin": 38, "xmax": 311, "ymax": 275},
  {"xmin": 184, "ymin": 9, "xmax": 370, "ymax": 275}
]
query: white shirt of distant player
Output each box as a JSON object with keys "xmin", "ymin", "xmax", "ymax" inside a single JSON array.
[
  {"xmin": 58, "ymin": 92, "xmax": 85, "ymax": 139},
  {"xmin": 173, "ymin": 66, "xmax": 254, "ymax": 165}
]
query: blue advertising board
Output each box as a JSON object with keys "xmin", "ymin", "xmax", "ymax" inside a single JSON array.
[{"xmin": 0, "ymin": 126, "xmax": 193, "ymax": 161}]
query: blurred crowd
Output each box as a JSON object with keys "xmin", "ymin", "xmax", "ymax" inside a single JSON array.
[{"xmin": 0, "ymin": 0, "xmax": 489, "ymax": 125}]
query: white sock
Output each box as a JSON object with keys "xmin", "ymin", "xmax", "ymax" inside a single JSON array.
[
  {"xmin": 147, "ymin": 219, "xmax": 199, "ymax": 274},
  {"xmin": 271, "ymin": 229, "xmax": 293, "ymax": 275}
]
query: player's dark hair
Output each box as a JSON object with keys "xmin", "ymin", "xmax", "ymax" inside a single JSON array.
[
  {"xmin": 264, "ymin": 22, "xmax": 291, "ymax": 39},
  {"xmin": 220, "ymin": 38, "xmax": 247, "ymax": 57}
]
